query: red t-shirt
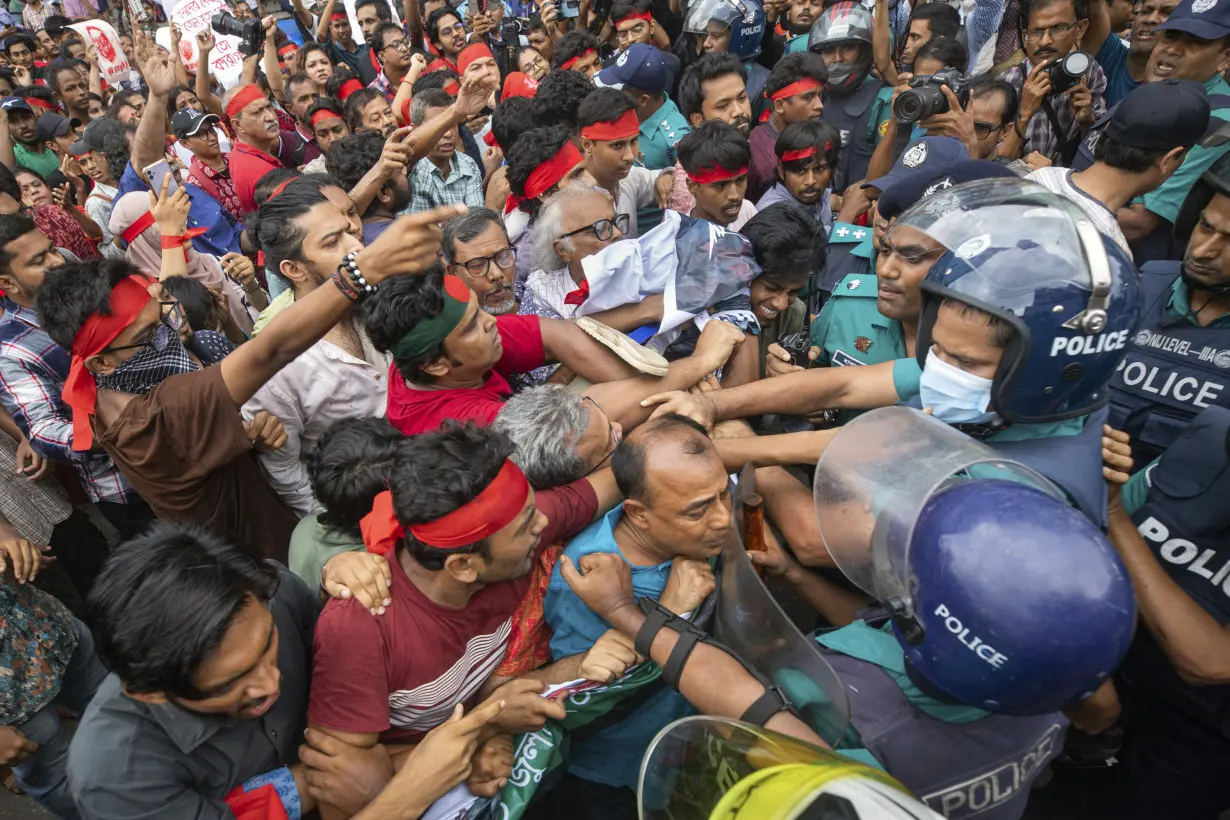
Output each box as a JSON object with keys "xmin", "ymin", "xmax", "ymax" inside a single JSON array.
[
  {"xmin": 228, "ymin": 141, "xmax": 281, "ymax": 216},
  {"xmin": 307, "ymin": 478, "xmax": 598, "ymax": 742},
  {"xmin": 385, "ymin": 314, "xmax": 546, "ymax": 436}
]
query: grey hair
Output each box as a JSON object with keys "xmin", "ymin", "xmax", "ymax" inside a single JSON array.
[
  {"xmin": 410, "ymin": 88, "xmax": 455, "ymax": 127},
  {"xmin": 441, "ymin": 208, "xmax": 508, "ymax": 262},
  {"xmin": 493, "ymin": 384, "xmax": 590, "ymax": 489},
  {"xmin": 532, "ymin": 184, "xmax": 614, "ymax": 273}
]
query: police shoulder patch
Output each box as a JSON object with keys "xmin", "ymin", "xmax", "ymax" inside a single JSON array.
[{"xmin": 835, "ymin": 273, "xmax": 877, "ymax": 297}]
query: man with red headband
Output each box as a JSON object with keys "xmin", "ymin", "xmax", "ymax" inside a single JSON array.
[
  {"xmin": 364, "ymin": 268, "xmax": 748, "ymax": 435},
  {"xmin": 555, "ymin": 30, "xmax": 603, "ymax": 78},
  {"xmin": 307, "ymin": 421, "xmax": 631, "ymax": 815},
  {"xmin": 576, "ymin": 88, "xmax": 676, "ymax": 238},
  {"xmin": 677, "ymin": 120, "xmax": 757, "ymax": 229},
  {"xmin": 747, "ymin": 52, "xmax": 827, "ymax": 202},
  {"xmin": 33, "ymin": 202, "xmax": 466, "ymax": 561},
  {"xmin": 316, "ymin": 0, "xmax": 380, "ymax": 84},
  {"xmin": 225, "ymin": 83, "xmax": 295, "ymax": 215},
  {"xmin": 594, "ymin": 43, "xmax": 689, "ymax": 172},
  {"xmin": 458, "ymin": 41, "xmax": 499, "ymax": 86}
]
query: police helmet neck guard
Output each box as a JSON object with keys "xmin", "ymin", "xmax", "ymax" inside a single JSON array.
[{"xmin": 1173, "ymin": 151, "xmax": 1230, "ymax": 242}]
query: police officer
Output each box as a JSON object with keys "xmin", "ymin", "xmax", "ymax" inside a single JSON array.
[
  {"xmin": 684, "ymin": 0, "xmax": 772, "ymax": 102},
  {"xmin": 1098, "ymin": 406, "xmax": 1230, "ymax": 819},
  {"xmin": 809, "ymin": 2, "xmax": 892, "ymax": 191},
  {"xmin": 812, "ymin": 413, "xmax": 1136, "ymax": 820},
  {"xmin": 809, "ymin": 155, "xmax": 1015, "ymax": 430},
  {"xmin": 647, "ymin": 179, "xmax": 1143, "ymax": 530},
  {"xmin": 595, "ymin": 43, "xmax": 691, "ymax": 172},
  {"xmin": 1108, "ymin": 152, "xmax": 1230, "ymax": 469}
]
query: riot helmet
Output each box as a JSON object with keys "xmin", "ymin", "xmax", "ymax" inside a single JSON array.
[
  {"xmin": 807, "ymin": 2, "xmax": 873, "ymax": 92},
  {"xmin": 896, "ymin": 177, "xmax": 1142, "ymax": 424},
  {"xmin": 814, "ymin": 408, "xmax": 1136, "ymax": 715},
  {"xmin": 685, "ymin": 0, "xmax": 767, "ymax": 61}
]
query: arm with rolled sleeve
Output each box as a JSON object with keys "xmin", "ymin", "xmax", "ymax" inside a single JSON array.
[{"xmin": 242, "ymin": 380, "xmax": 319, "ymax": 518}]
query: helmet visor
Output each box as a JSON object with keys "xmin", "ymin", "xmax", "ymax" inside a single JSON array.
[
  {"xmin": 813, "ymin": 407, "xmax": 1061, "ymax": 614},
  {"xmin": 684, "ymin": 0, "xmax": 743, "ymax": 34},
  {"xmin": 894, "ymin": 177, "xmax": 1102, "ymax": 317}
]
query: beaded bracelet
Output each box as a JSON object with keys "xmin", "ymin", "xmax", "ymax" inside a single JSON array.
[{"xmin": 342, "ymin": 251, "xmax": 377, "ymax": 296}]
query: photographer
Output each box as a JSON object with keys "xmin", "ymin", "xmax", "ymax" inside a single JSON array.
[{"xmin": 997, "ymin": 0, "xmax": 1106, "ymax": 166}]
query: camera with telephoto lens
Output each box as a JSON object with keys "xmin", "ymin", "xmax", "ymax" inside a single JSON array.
[
  {"xmin": 892, "ymin": 68, "xmax": 971, "ymax": 124},
  {"xmin": 211, "ymin": 11, "xmax": 264, "ymax": 57},
  {"xmin": 1045, "ymin": 50, "xmax": 1092, "ymax": 96}
]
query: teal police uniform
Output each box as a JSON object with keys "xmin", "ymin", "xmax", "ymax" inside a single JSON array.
[
  {"xmin": 817, "ymin": 221, "xmax": 876, "ymax": 297},
  {"xmin": 639, "ymin": 98, "xmax": 691, "ymax": 171}
]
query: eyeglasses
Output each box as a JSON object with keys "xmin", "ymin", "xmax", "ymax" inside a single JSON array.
[
  {"xmin": 1022, "ymin": 21, "xmax": 1080, "ymax": 41},
  {"xmin": 103, "ymin": 302, "xmax": 184, "ymax": 354},
  {"xmin": 973, "ymin": 121, "xmax": 1000, "ymax": 139},
  {"xmin": 438, "ymin": 21, "xmax": 466, "ymax": 36},
  {"xmin": 582, "ymin": 396, "xmax": 620, "ymax": 465},
  {"xmin": 382, "ymin": 37, "xmax": 412, "ymax": 52},
  {"xmin": 560, "ymin": 214, "xmax": 631, "ymax": 242},
  {"xmin": 453, "ymin": 247, "xmax": 516, "ymax": 278}
]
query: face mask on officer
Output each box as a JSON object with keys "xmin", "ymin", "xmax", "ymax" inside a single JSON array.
[{"xmin": 919, "ymin": 352, "xmax": 995, "ymax": 423}]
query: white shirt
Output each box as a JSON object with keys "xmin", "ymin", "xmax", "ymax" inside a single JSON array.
[
  {"xmin": 241, "ymin": 328, "xmax": 390, "ymax": 516},
  {"xmin": 615, "ymin": 167, "xmax": 665, "ymax": 238},
  {"xmin": 84, "ymin": 181, "xmax": 122, "ymax": 259},
  {"xmin": 1026, "ymin": 167, "xmax": 1132, "ymax": 258}
]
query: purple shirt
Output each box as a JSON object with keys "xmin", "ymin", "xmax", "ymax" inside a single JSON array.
[{"xmin": 747, "ymin": 121, "xmax": 780, "ymax": 204}]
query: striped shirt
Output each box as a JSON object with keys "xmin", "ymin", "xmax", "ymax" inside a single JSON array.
[
  {"xmin": 0, "ymin": 299, "xmax": 140, "ymax": 505},
  {"xmin": 307, "ymin": 479, "xmax": 598, "ymax": 742}
]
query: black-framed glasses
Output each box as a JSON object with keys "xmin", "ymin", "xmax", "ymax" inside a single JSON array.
[
  {"xmin": 102, "ymin": 302, "xmax": 184, "ymax": 354},
  {"xmin": 453, "ymin": 247, "xmax": 516, "ymax": 278},
  {"xmin": 381, "ymin": 37, "xmax": 412, "ymax": 52},
  {"xmin": 973, "ymin": 121, "xmax": 1000, "ymax": 139},
  {"xmin": 560, "ymin": 214, "xmax": 631, "ymax": 242},
  {"xmin": 1022, "ymin": 21, "xmax": 1079, "ymax": 41}
]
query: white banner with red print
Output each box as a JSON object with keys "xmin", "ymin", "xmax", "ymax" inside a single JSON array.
[
  {"xmin": 68, "ymin": 20, "xmax": 132, "ymax": 86},
  {"xmin": 160, "ymin": 0, "xmax": 246, "ymax": 90}
]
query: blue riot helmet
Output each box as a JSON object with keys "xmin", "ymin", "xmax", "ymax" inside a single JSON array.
[
  {"xmin": 807, "ymin": 2, "xmax": 873, "ymax": 93},
  {"xmin": 815, "ymin": 407, "xmax": 1137, "ymax": 716},
  {"xmin": 684, "ymin": 0, "xmax": 766, "ymax": 60},
  {"xmin": 895, "ymin": 177, "xmax": 1142, "ymax": 424}
]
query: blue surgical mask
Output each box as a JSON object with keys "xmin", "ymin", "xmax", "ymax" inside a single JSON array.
[{"xmin": 919, "ymin": 352, "xmax": 996, "ymax": 424}]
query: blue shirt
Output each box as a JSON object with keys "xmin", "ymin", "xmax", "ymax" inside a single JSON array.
[
  {"xmin": 117, "ymin": 163, "xmax": 242, "ymax": 258},
  {"xmin": 1095, "ymin": 32, "xmax": 1139, "ymax": 107},
  {"xmin": 544, "ymin": 504, "xmax": 693, "ymax": 790}
]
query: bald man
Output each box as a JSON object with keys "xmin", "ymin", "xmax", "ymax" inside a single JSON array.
[{"xmin": 542, "ymin": 413, "xmax": 728, "ymax": 815}]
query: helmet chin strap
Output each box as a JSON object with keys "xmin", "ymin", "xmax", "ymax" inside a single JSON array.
[
  {"xmin": 1181, "ymin": 267, "xmax": 1230, "ymax": 296},
  {"xmin": 951, "ymin": 414, "xmax": 1009, "ymax": 440}
]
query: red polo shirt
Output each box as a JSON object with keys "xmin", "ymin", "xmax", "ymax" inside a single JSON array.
[{"xmin": 228, "ymin": 140, "xmax": 282, "ymax": 215}]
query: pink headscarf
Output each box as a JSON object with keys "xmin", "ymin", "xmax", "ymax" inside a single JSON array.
[{"xmin": 108, "ymin": 191, "xmax": 256, "ymax": 334}]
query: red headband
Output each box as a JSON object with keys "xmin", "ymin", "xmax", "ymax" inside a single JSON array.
[
  {"xmin": 688, "ymin": 164, "xmax": 747, "ymax": 184},
  {"xmin": 120, "ymin": 210, "xmax": 156, "ymax": 246},
  {"xmin": 64, "ymin": 275, "xmax": 153, "ymax": 451},
  {"xmin": 458, "ymin": 42, "xmax": 494, "ymax": 75},
  {"xmin": 338, "ymin": 78, "xmax": 364, "ymax": 100},
  {"xmin": 360, "ymin": 460, "xmax": 531, "ymax": 555},
  {"xmin": 310, "ymin": 108, "xmax": 343, "ymax": 127},
  {"xmin": 444, "ymin": 80, "xmax": 460, "ymax": 95},
  {"xmin": 484, "ymin": 129, "xmax": 498, "ymax": 147},
  {"xmin": 781, "ymin": 141, "xmax": 833, "ymax": 163},
  {"xmin": 267, "ymin": 178, "xmax": 294, "ymax": 201},
  {"xmin": 561, "ymin": 49, "xmax": 596, "ymax": 70},
  {"xmin": 616, "ymin": 9, "xmax": 652, "ymax": 23},
  {"xmin": 423, "ymin": 57, "xmax": 459, "ymax": 75},
  {"xmin": 524, "ymin": 141, "xmax": 583, "ymax": 200},
  {"xmin": 580, "ymin": 108, "xmax": 639, "ymax": 141},
  {"xmin": 278, "ymin": 44, "xmax": 297, "ymax": 58},
  {"xmin": 24, "ymin": 97, "xmax": 56, "ymax": 111},
  {"xmin": 225, "ymin": 84, "xmax": 265, "ymax": 118},
  {"xmin": 331, "ymin": 10, "xmax": 348, "ymax": 19},
  {"xmin": 770, "ymin": 78, "xmax": 823, "ymax": 101}
]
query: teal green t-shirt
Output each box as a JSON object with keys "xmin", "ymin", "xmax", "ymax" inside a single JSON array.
[
  {"xmin": 1142, "ymin": 74, "xmax": 1230, "ymax": 223},
  {"xmin": 1120, "ymin": 457, "xmax": 1160, "ymax": 517},
  {"xmin": 14, "ymin": 143, "xmax": 60, "ymax": 179}
]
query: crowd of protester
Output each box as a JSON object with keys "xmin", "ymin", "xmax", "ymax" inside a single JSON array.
[{"xmin": 0, "ymin": 0, "xmax": 1227, "ymax": 816}]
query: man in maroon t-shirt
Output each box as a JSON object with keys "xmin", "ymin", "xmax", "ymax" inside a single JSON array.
[
  {"xmin": 365, "ymin": 269, "xmax": 748, "ymax": 436},
  {"xmin": 307, "ymin": 422, "xmax": 629, "ymax": 814}
]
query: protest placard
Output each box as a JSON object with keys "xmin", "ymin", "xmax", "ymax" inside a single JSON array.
[
  {"xmin": 68, "ymin": 20, "xmax": 132, "ymax": 86},
  {"xmin": 161, "ymin": 0, "xmax": 246, "ymax": 90}
]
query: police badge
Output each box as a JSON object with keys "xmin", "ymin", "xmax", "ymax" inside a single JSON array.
[{"xmin": 855, "ymin": 336, "xmax": 872, "ymax": 352}]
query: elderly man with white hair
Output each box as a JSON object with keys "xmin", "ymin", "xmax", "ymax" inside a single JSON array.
[{"xmin": 519, "ymin": 185, "xmax": 665, "ymax": 331}]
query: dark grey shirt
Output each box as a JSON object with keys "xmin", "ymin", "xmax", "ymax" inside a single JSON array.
[{"xmin": 67, "ymin": 567, "xmax": 319, "ymax": 820}]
